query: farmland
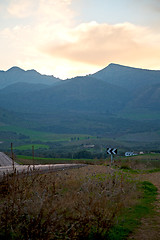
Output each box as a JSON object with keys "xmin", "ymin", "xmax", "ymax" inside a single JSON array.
[{"xmin": 0, "ymin": 124, "xmax": 160, "ymax": 162}]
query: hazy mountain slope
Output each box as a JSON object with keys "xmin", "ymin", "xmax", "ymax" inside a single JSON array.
[
  {"xmin": 0, "ymin": 64, "xmax": 159, "ymax": 136},
  {"xmin": 0, "ymin": 107, "xmax": 31, "ymax": 127},
  {"xmin": 0, "ymin": 105, "xmax": 157, "ymax": 136},
  {"xmin": 126, "ymin": 84, "xmax": 160, "ymax": 111},
  {"xmin": 92, "ymin": 63, "xmax": 160, "ymax": 91},
  {"xmin": 0, "ymin": 76, "xmax": 131, "ymax": 114},
  {"xmin": 0, "ymin": 64, "xmax": 159, "ymax": 118},
  {"xmin": 1, "ymin": 82, "xmax": 51, "ymax": 94},
  {"xmin": 0, "ymin": 66, "xmax": 61, "ymax": 89}
]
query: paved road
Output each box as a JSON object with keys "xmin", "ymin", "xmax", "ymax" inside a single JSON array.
[
  {"xmin": 0, "ymin": 152, "xmax": 85, "ymax": 177},
  {"xmin": 0, "ymin": 163, "xmax": 85, "ymax": 177},
  {"xmin": 0, "ymin": 152, "xmax": 19, "ymax": 166}
]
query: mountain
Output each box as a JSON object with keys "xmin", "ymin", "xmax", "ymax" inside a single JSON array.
[
  {"xmin": 125, "ymin": 83, "xmax": 160, "ymax": 112},
  {"xmin": 1, "ymin": 82, "xmax": 51, "ymax": 94},
  {"xmin": 0, "ymin": 63, "xmax": 160, "ymax": 136},
  {"xmin": 0, "ymin": 75, "xmax": 130, "ymax": 114},
  {"xmin": 92, "ymin": 63, "xmax": 160, "ymax": 91},
  {"xmin": 0, "ymin": 66, "xmax": 61, "ymax": 89},
  {"xmin": 0, "ymin": 106, "xmax": 29, "ymax": 127}
]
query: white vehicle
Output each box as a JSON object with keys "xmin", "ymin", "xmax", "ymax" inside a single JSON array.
[{"xmin": 125, "ymin": 152, "xmax": 135, "ymax": 157}]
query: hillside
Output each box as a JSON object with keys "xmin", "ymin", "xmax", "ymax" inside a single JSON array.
[
  {"xmin": 0, "ymin": 76, "xmax": 130, "ymax": 114},
  {"xmin": 126, "ymin": 83, "xmax": 160, "ymax": 110},
  {"xmin": 0, "ymin": 63, "xmax": 160, "ymax": 138}
]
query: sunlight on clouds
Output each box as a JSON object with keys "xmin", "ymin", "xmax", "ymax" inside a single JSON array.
[
  {"xmin": 0, "ymin": 0, "xmax": 160, "ymax": 78},
  {"xmin": 7, "ymin": 0, "xmax": 74, "ymax": 23},
  {"xmin": 0, "ymin": 0, "xmax": 75, "ymax": 77},
  {"xmin": 37, "ymin": 0, "xmax": 74, "ymax": 26},
  {"xmin": 41, "ymin": 21, "xmax": 160, "ymax": 71},
  {"xmin": 16, "ymin": 53, "xmax": 97, "ymax": 79},
  {"xmin": 7, "ymin": 0, "xmax": 37, "ymax": 18}
]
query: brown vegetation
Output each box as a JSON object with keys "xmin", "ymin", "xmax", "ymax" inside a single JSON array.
[{"xmin": 0, "ymin": 165, "xmax": 138, "ymax": 240}]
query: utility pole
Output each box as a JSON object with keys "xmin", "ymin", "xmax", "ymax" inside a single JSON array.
[
  {"xmin": 11, "ymin": 142, "xmax": 14, "ymax": 171},
  {"xmin": 32, "ymin": 145, "xmax": 35, "ymax": 169}
]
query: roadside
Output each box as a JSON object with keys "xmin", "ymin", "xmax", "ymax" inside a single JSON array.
[{"xmin": 128, "ymin": 172, "xmax": 160, "ymax": 240}]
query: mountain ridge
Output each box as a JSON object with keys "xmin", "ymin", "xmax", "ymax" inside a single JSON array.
[
  {"xmin": 0, "ymin": 66, "xmax": 61, "ymax": 89},
  {"xmin": 0, "ymin": 63, "xmax": 160, "ymax": 136},
  {"xmin": 93, "ymin": 63, "xmax": 160, "ymax": 91}
]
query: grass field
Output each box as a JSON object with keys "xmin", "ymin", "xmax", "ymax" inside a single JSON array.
[
  {"xmin": 14, "ymin": 144, "xmax": 49, "ymax": 150},
  {"xmin": 0, "ymin": 160, "xmax": 159, "ymax": 239},
  {"xmin": 0, "ymin": 125, "xmax": 95, "ymax": 142},
  {"xmin": 16, "ymin": 153, "xmax": 160, "ymax": 168},
  {"xmin": 0, "ymin": 124, "xmax": 160, "ymax": 157},
  {"xmin": 16, "ymin": 155, "xmax": 102, "ymax": 165}
]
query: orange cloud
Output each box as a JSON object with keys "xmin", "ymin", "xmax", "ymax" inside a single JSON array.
[
  {"xmin": 42, "ymin": 22, "xmax": 160, "ymax": 69},
  {"xmin": 1, "ymin": 0, "xmax": 160, "ymax": 78}
]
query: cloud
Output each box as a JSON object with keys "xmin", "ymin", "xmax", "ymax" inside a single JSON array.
[
  {"xmin": 0, "ymin": 0, "xmax": 160, "ymax": 78},
  {"xmin": 6, "ymin": 0, "xmax": 74, "ymax": 22},
  {"xmin": 37, "ymin": 0, "xmax": 74, "ymax": 26},
  {"xmin": 7, "ymin": 0, "xmax": 37, "ymax": 18},
  {"xmin": 0, "ymin": 0, "xmax": 76, "ymax": 77},
  {"xmin": 41, "ymin": 21, "xmax": 160, "ymax": 69}
]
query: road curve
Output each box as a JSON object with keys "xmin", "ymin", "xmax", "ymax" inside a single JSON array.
[
  {"xmin": 0, "ymin": 152, "xmax": 19, "ymax": 166},
  {"xmin": 0, "ymin": 163, "xmax": 86, "ymax": 177},
  {"xmin": 0, "ymin": 152, "xmax": 85, "ymax": 177}
]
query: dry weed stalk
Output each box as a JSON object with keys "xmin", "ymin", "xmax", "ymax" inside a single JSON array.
[{"xmin": 0, "ymin": 165, "xmax": 137, "ymax": 239}]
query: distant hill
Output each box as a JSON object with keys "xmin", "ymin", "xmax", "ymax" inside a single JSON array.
[
  {"xmin": 0, "ymin": 63, "xmax": 160, "ymax": 136},
  {"xmin": 0, "ymin": 66, "xmax": 61, "ymax": 89},
  {"xmin": 0, "ymin": 75, "xmax": 130, "ymax": 114}
]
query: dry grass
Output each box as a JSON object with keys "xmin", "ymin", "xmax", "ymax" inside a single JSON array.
[
  {"xmin": 116, "ymin": 154, "xmax": 160, "ymax": 170},
  {"xmin": 0, "ymin": 165, "xmax": 138, "ymax": 239}
]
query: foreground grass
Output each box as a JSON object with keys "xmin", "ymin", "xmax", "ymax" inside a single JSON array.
[
  {"xmin": 0, "ymin": 165, "xmax": 158, "ymax": 240},
  {"xmin": 0, "ymin": 165, "xmax": 138, "ymax": 240},
  {"xmin": 107, "ymin": 181, "xmax": 158, "ymax": 240}
]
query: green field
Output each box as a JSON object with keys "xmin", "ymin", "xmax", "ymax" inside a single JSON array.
[
  {"xmin": 16, "ymin": 155, "xmax": 101, "ymax": 165},
  {"xmin": 14, "ymin": 144, "xmax": 49, "ymax": 150},
  {"xmin": 0, "ymin": 125, "xmax": 94, "ymax": 142},
  {"xmin": 0, "ymin": 124, "xmax": 160, "ymax": 158}
]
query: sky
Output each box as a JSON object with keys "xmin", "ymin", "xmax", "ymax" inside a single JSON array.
[{"xmin": 0, "ymin": 0, "xmax": 160, "ymax": 79}]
